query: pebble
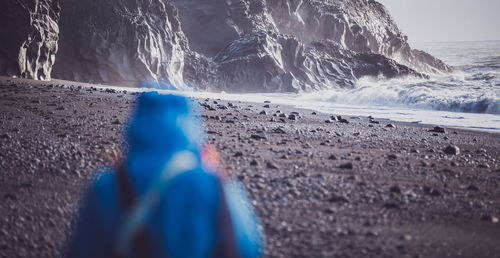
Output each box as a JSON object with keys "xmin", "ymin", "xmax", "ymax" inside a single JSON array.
[
  {"xmin": 467, "ymin": 185, "xmax": 479, "ymax": 191},
  {"xmin": 234, "ymin": 151, "xmax": 243, "ymax": 157},
  {"xmin": 328, "ymin": 195, "xmax": 349, "ymax": 203},
  {"xmin": 386, "ymin": 124, "xmax": 396, "ymax": 128},
  {"xmin": 263, "ymin": 104, "xmax": 270, "ymax": 108},
  {"xmin": 390, "ymin": 185, "xmax": 401, "ymax": 193},
  {"xmin": 266, "ymin": 162, "xmax": 279, "ymax": 169},
  {"xmin": 387, "ymin": 154, "xmax": 398, "ymax": 160},
  {"xmin": 383, "ymin": 202, "xmax": 400, "ymax": 209},
  {"xmin": 339, "ymin": 163, "xmax": 353, "ymax": 169},
  {"xmin": 328, "ymin": 155, "xmax": 337, "ymax": 160},
  {"xmin": 259, "ymin": 110, "xmax": 267, "ymax": 115},
  {"xmin": 288, "ymin": 114, "xmax": 297, "ymax": 120},
  {"xmin": 430, "ymin": 126, "xmax": 446, "ymax": 133},
  {"xmin": 443, "ymin": 145, "xmax": 460, "ymax": 155},
  {"xmin": 250, "ymin": 160, "xmax": 258, "ymax": 166}
]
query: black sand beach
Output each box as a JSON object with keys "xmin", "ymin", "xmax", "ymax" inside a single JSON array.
[{"xmin": 0, "ymin": 77, "xmax": 499, "ymax": 257}]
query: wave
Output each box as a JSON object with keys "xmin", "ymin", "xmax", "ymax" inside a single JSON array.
[{"xmin": 298, "ymin": 75, "xmax": 500, "ymax": 115}]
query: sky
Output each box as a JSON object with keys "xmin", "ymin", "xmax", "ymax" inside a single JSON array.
[{"xmin": 377, "ymin": 0, "xmax": 500, "ymax": 43}]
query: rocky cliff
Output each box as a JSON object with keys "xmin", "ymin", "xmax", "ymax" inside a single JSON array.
[
  {"xmin": 0, "ymin": 0, "xmax": 60, "ymax": 80},
  {"xmin": 52, "ymin": 0, "xmax": 189, "ymax": 87},
  {"xmin": 1, "ymin": 0, "xmax": 453, "ymax": 92}
]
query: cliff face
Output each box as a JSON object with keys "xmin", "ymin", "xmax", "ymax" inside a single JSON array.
[
  {"xmin": 52, "ymin": 0, "xmax": 188, "ymax": 87},
  {"xmin": 1, "ymin": 0, "xmax": 452, "ymax": 92},
  {"xmin": 0, "ymin": 0, "xmax": 60, "ymax": 80}
]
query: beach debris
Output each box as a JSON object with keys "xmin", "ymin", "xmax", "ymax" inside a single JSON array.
[{"xmin": 443, "ymin": 145, "xmax": 460, "ymax": 155}]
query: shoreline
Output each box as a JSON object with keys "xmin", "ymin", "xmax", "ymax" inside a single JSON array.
[
  {"xmin": 0, "ymin": 77, "xmax": 499, "ymax": 257},
  {"xmin": 2, "ymin": 76, "xmax": 499, "ymax": 134}
]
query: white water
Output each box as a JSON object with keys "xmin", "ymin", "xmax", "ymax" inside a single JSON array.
[{"xmin": 186, "ymin": 41, "xmax": 500, "ymax": 132}]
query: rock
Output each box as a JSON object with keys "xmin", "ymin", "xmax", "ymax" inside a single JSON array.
[
  {"xmin": 263, "ymin": 104, "xmax": 270, "ymax": 108},
  {"xmin": 234, "ymin": 151, "xmax": 243, "ymax": 157},
  {"xmin": 288, "ymin": 114, "xmax": 297, "ymax": 120},
  {"xmin": 443, "ymin": 145, "xmax": 460, "ymax": 155},
  {"xmin": 266, "ymin": 162, "xmax": 279, "ymax": 169},
  {"xmin": 339, "ymin": 163, "xmax": 353, "ymax": 169},
  {"xmin": 250, "ymin": 160, "xmax": 258, "ymax": 166},
  {"xmin": 0, "ymin": 0, "xmax": 60, "ymax": 80},
  {"xmin": 111, "ymin": 119, "xmax": 121, "ymax": 125},
  {"xmin": 54, "ymin": 0, "xmax": 188, "ymax": 87},
  {"xmin": 250, "ymin": 134, "xmax": 266, "ymax": 140},
  {"xmin": 328, "ymin": 155, "xmax": 337, "ymax": 160},
  {"xmin": 430, "ymin": 126, "xmax": 447, "ymax": 133},
  {"xmin": 339, "ymin": 118, "xmax": 349, "ymax": 124},
  {"xmin": 272, "ymin": 127, "xmax": 287, "ymax": 134},
  {"xmin": 467, "ymin": 185, "xmax": 479, "ymax": 191},
  {"xmin": 383, "ymin": 202, "xmax": 400, "ymax": 209},
  {"xmin": 387, "ymin": 154, "xmax": 398, "ymax": 160},
  {"xmin": 386, "ymin": 124, "xmax": 396, "ymax": 128},
  {"xmin": 390, "ymin": 186, "xmax": 401, "ymax": 193},
  {"xmin": 325, "ymin": 120, "xmax": 332, "ymax": 124},
  {"xmin": 259, "ymin": 110, "xmax": 267, "ymax": 115},
  {"xmin": 328, "ymin": 195, "xmax": 349, "ymax": 203}
]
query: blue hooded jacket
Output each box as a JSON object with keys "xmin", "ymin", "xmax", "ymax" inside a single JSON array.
[{"xmin": 66, "ymin": 92, "xmax": 263, "ymax": 258}]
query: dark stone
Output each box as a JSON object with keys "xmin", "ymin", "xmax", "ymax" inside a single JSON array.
[
  {"xmin": 387, "ymin": 154, "xmax": 398, "ymax": 160},
  {"xmin": 339, "ymin": 163, "xmax": 353, "ymax": 169},
  {"xmin": 443, "ymin": 145, "xmax": 460, "ymax": 155},
  {"xmin": 430, "ymin": 126, "xmax": 446, "ymax": 133},
  {"xmin": 259, "ymin": 110, "xmax": 267, "ymax": 115},
  {"xmin": 288, "ymin": 114, "xmax": 297, "ymax": 120},
  {"xmin": 386, "ymin": 124, "xmax": 396, "ymax": 128},
  {"xmin": 383, "ymin": 202, "xmax": 400, "ymax": 209},
  {"xmin": 234, "ymin": 151, "xmax": 243, "ymax": 157},
  {"xmin": 266, "ymin": 162, "xmax": 279, "ymax": 169},
  {"xmin": 328, "ymin": 195, "xmax": 349, "ymax": 203},
  {"xmin": 467, "ymin": 185, "xmax": 479, "ymax": 191},
  {"xmin": 250, "ymin": 134, "xmax": 266, "ymax": 140},
  {"xmin": 250, "ymin": 160, "xmax": 258, "ymax": 166},
  {"xmin": 390, "ymin": 185, "xmax": 401, "ymax": 193}
]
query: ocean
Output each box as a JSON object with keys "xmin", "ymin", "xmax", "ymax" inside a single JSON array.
[{"xmin": 181, "ymin": 40, "xmax": 500, "ymax": 132}]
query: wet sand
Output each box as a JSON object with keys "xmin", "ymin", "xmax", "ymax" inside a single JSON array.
[{"xmin": 0, "ymin": 77, "xmax": 499, "ymax": 257}]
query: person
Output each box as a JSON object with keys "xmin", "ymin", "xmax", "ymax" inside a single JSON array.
[{"xmin": 65, "ymin": 92, "xmax": 263, "ymax": 258}]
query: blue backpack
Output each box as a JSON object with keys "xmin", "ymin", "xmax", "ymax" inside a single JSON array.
[{"xmin": 66, "ymin": 92, "xmax": 264, "ymax": 258}]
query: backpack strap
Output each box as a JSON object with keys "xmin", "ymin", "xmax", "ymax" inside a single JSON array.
[
  {"xmin": 213, "ymin": 176, "xmax": 241, "ymax": 258},
  {"xmin": 114, "ymin": 164, "xmax": 153, "ymax": 258}
]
